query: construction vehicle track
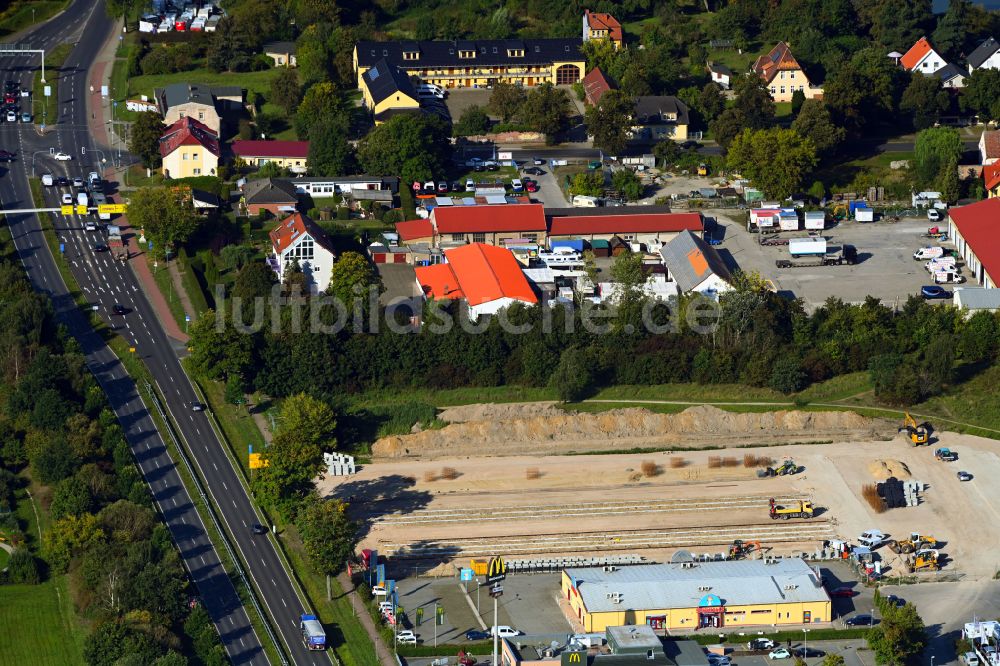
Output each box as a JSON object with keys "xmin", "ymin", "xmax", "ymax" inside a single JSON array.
[{"xmin": 380, "ymin": 520, "xmax": 835, "ymax": 558}]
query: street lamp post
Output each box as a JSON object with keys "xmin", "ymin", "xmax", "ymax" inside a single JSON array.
[{"xmin": 803, "ymin": 629, "xmax": 809, "ymax": 662}]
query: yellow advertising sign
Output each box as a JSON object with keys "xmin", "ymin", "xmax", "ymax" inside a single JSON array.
[
  {"xmin": 98, "ymin": 203, "xmax": 127, "ymax": 214},
  {"xmin": 249, "ymin": 453, "xmax": 269, "ymax": 469},
  {"xmin": 60, "ymin": 205, "xmax": 74, "ymax": 215},
  {"xmin": 75, "ymin": 205, "xmax": 88, "ymax": 215}
]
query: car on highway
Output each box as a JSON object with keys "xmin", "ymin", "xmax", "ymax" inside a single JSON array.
[
  {"xmin": 20, "ymin": 112, "xmax": 30, "ymax": 123},
  {"xmin": 958, "ymin": 470, "xmax": 973, "ymax": 481},
  {"xmin": 72, "ymin": 176, "xmax": 84, "ymax": 188},
  {"xmin": 5, "ymin": 110, "xmax": 15, "ymax": 122},
  {"xmin": 748, "ymin": 638, "xmax": 776, "ymax": 651},
  {"xmin": 465, "ymin": 630, "xmax": 490, "ymax": 641},
  {"xmin": 0, "ymin": 150, "xmax": 15, "ymax": 161},
  {"xmin": 921, "ymin": 285, "xmax": 950, "ymax": 299},
  {"xmin": 3, "ymin": 93, "xmax": 15, "ymax": 104},
  {"xmin": 251, "ymin": 523, "xmax": 267, "ymax": 535},
  {"xmin": 93, "ymin": 243, "xmax": 109, "ymax": 252},
  {"xmin": 768, "ymin": 648, "xmax": 792, "ymax": 659},
  {"xmin": 846, "ymin": 614, "xmax": 877, "ymax": 626},
  {"xmin": 3, "ymin": 80, "xmax": 15, "ymax": 92},
  {"xmin": 829, "ymin": 586, "xmax": 856, "ymax": 597},
  {"xmin": 53, "ymin": 151, "xmax": 72, "ymax": 161},
  {"xmin": 191, "ymin": 402, "xmax": 205, "ymax": 411},
  {"xmin": 396, "ymin": 630, "xmax": 418, "ymax": 645},
  {"xmin": 61, "ymin": 192, "xmax": 73, "ymax": 205},
  {"xmin": 85, "ymin": 220, "xmax": 97, "ymax": 231},
  {"xmin": 111, "ymin": 303, "xmax": 129, "ymax": 315},
  {"xmin": 491, "ymin": 626, "xmax": 520, "ymax": 638},
  {"xmin": 56, "ymin": 176, "xmax": 69, "ymax": 186}
]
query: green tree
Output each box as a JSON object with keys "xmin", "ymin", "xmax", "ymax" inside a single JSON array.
[
  {"xmin": 276, "ymin": 393, "xmax": 337, "ymax": 450},
  {"xmin": 43, "ymin": 512, "xmax": 105, "ymax": 573},
  {"xmin": 51, "ymin": 476, "xmax": 93, "ymax": 519},
  {"xmin": 294, "ymin": 82, "xmax": 343, "ymax": 140},
  {"xmin": 653, "ymin": 139, "xmax": 682, "ymax": 166},
  {"xmin": 327, "ymin": 251, "xmax": 384, "ymax": 316},
  {"xmin": 308, "ymin": 114, "xmax": 355, "ymax": 176},
  {"xmin": 960, "ymin": 68, "xmax": 1000, "ymax": 121},
  {"xmin": 129, "ymin": 112, "xmax": 166, "ymax": 169},
  {"xmin": 769, "ymin": 355, "xmax": 806, "ymax": 393},
  {"xmin": 938, "ymin": 154, "xmax": 960, "ymax": 204},
  {"xmin": 612, "ymin": 170, "xmax": 644, "ymax": 201},
  {"xmin": 253, "ymin": 428, "xmax": 325, "ymax": 516},
  {"xmin": 932, "ymin": 0, "xmax": 973, "ymax": 59},
  {"xmin": 269, "ymin": 68, "xmax": 302, "ymax": 116},
  {"xmin": 295, "ymin": 495, "xmax": 356, "ymax": 574},
  {"xmin": 710, "ymin": 74, "xmax": 775, "ymax": 149},
  {"xmin": 698, "ymin": 83, "xmax": 726, "ymax": 123},
  {"xmin": 295, "ymin": 31, "xmax": 332, "ymax": 87},
  {"xmin": 791, "ymin": 100, "xmax": 846, "ymax": 156},
  {"xmin": 488, "ymin": 81, "xmax": 527, "ymax": 123},
  {"xmin": 913, "ymin": 127, "xmax": 962, "ymax": 187},
  {"xmin": 126, "ymin": 188, "xmax": 199, "ymax": 259},
  {"xmin": 609, "ymin": 250, "xmax": 647, "ymax": 331},
  {"xmin": 220, "ymin": 245, "xmax": 256, "ymax": 272},
  {"xmin": 520, "ymin": 83, "xmax": 571, "ymax": 142},
  {"xmin": 867, "ymin": 603, "xmax": 926, "ymax": 665},
  {"xmin": 790, "ymin": 89, "xmax": 806, "ymax": 116},
  {"xmin": 585, "ymin": 90, "xmax": 635, "ymax": 156},
  {"xmin": 452, "ymin": 105, "xmax": 491, "ymax": 137},
  {"xmin": 569, "ymin": 172, "xmax": 604, "ymax": 197},
  {"xmin": 225, "ymin": 374, "xmax": 246, "ymax": 408},
  {"xmin": 356, "ymin": 114, "xmax": 452, "ymax": 185},
  {"xmin": 233, "ymin": 261, "xmax": 277, "ymax": 302},
  {"xmin": 900, "ymin": 74, "xmax": 950, "ymax": 130},
  {"xmin": 727, "ymin": 128, "xmax": 818, "ymax": 199},
  {"xmin": 548, "ymin": 347, "xmax": 595, "ymax": 402},
  {"xmin": 7, "ymin": 548, "xmax": 40, "ymax": 584},
  {"xmin": 821, "ymin": 655, "xmax": 846, "ymax": 666}
]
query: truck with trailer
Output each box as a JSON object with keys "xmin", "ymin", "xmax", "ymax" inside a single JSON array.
[
  {"xmin": 107, "ymin": 225, "xmax": 128, "ymax": 261},
  {"xmin": 300, "ymin": 614, "xmax": 326, "ymax": 651},
  {"xmin": 776, "ymin": 243, "xmax": 857, "ymax": 268},
  {"xmin": 788, "ymin": 237, "xmax": 827, "ymax": 257}
]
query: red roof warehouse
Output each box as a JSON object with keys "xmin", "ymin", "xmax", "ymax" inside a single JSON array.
[{"xmin": 948, "ymin": 198, "xmax": 1000, "ymax": 289}]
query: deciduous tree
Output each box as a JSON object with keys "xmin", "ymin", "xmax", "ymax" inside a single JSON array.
[
  {"xmin": 488, "ymin": 82, "xmax": 527, "ymax": 123},
  {"xmin": 549, "ymin": 347, "xmax": 595, "ymax": 402},
  {"xmin": 727, "ymin": 128, "xmax": 818, "ymax": 199},
  {"xmin": 452, "ymin": 105, "xmax": 491, "ymax": 137},
  {"xmin": 913, "ymin": 127, "xmax": 962, "ymax": 187},
  {"xmin": 327, "ymin": 251, "xmax": 383, "ymax": 316},
  {"xmin": 129, "ymin": 112, "xmax": 165, "ymax": 169},
  {"xmin": 276, "ymin": 393, "xmax": 337, "ymax": 450},
  {"xmin": 356, "ymin": 114, "xmax": 452, "ymax": 185},
  {"xmin": 867, "ymin": 603, "xmax": 926, "ymax": 665},
  {"xmin": 960, "ymin": 68, "xmax": 1000, "ymax": 122},
  {"xmin": 520, "ymin": 83, "xmax": 572, "ymax": 143},
  {"xmin": 584, "ymin": 90, "xmax": 636, "ymax": 156},
  {"xmin": 269, "ymin": 68, "xmax": 302, "ymax": 116},
  {"xmin": 308, "ymin": 114, "xmax": 355, "ymax": 176},
  {"xmin": 900, "ymin": 74, "xmax": 950, "ymax": 130},
  {"xmin": 294, "ymin": 82, "xmax": 343, "ymax": 140},
  {"xmin": 295, "ymin": 494, "xmax": 356, "ymax": 574},
  {"xmin": 126, "ymin": 188, "xmax": 198, "ymax": 259},
  {"xmin": 791, "ymin": 100, "xmax": 846, "ymax": 156},
  {"xmin": 612, "ymin": 170, "xmax": 644, "ymax": 201}
]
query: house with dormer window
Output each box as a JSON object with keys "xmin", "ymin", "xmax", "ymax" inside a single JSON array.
[
  {"xmin": 753, "ymin": 42, "xmax": 822, "ymax": 103},
  {"xmin": 268, "ymin": 212, "xmax": 338, "ymax": 293}
]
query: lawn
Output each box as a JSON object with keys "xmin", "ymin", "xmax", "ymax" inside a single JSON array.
[
  {"xmin": 33, "ymin": 42, "xmax": 72, "ymax": 127},
  {"xmin": 127, "ymin": 69, "xmax": 284, "ymax": 107},
  {"xmin": 0, "ymin": 0, "xmax": 68, "ymax": 37},
  {"xmin": 909, "ymin": 364, "xmax": 1000, "ymax": 438},
  {"xmin": 0, "ymin": 580, "xmax": 87, "ymax": 666},
  {"xmin": 148, "ymin": 256, "xmax": 189, "ymax": 332}
]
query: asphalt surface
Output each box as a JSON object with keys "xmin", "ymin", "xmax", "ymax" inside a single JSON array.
[{"xmin": 1, "ymin": 3, "xmax": 330, "ymax": 664}]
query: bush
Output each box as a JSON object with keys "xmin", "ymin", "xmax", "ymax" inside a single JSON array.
[
  {"xmin": 6, "ymin": 548, "xmax": 40, "ymax": 584},
  {"xmin": 640, "ymin": 460, "xmax": 660, "ymax": 477}
]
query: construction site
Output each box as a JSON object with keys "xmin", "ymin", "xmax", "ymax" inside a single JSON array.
[{"xmin": 325, "ymin": 404, "xmax": 1000, "ymax": 581}]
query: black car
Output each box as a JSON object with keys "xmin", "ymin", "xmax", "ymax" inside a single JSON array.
[
  {"xmin": 93, "ymin": 243, "xmax": 109, "ymax": 252},
  {"xmin": 451, "ymin": 181, "xmax": 463, "ymax": 192},
  {"xmin": 884, "ymin": 594, "xmax": 905, "ymax": 607},
  {"xmin": 846, "ymin": 614, "xmax": 877, "ymax": 626},
  {"xmin": 523, "ymin": 166, "xmax": 544, "ymax": 175},
  {"xmin": 921, "ymin": 285, "xmax": 950, "ymax": 299},
  {"xmin": 473, "ymin": 164, "xmax": 484, "ymax": 172},
  {"xmin": 91, "ymin": 181, "xmax": 104, "ymax": 193},
  {"xmin": 3, "ymin": 80, "xmax": 16, "ymax": 92},
  {"xmin": 56, "ymin": 176, "xmax": 70, "ymax": 186},
  {"xmin": 0, "ymin": 150, "xmax": 14, "ymax": 161},
  {"xmin": 251, "ymin": 523, "xmax": 267, "ymax": 535},
  {"xmin": 111, "ymin": 303, "xmax": 128, "ymax": 315},
  {"xmin": 465, "ymin": 630, "xmax": 490, "ymax": 641},
  {"xmin": 681, "ymin": 140, "xmax": 702, "ymax": 150},
  {"xmin": 794, "ymin": 647, "xmax": 826, "ymax": 658}
]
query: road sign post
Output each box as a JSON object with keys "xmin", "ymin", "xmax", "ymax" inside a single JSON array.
[{"xmin": 487, "ymin": 557, "xmax": 507, "ymax": 666}]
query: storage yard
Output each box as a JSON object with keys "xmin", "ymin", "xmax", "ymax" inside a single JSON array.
[{"xmin": 325, "ymin": 405, "xmax": 1000, "ymax": 580}]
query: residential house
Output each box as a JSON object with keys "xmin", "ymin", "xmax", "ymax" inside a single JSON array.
[
  {"xmin": 967, "ymin": 37, "xmax": 1000, "ymax": 73},
  {"xmin": 582, "ymin": 10, "xmax": 623, "ymax": 49},
  {"xmin": 658, "ymin": 229, "xmax": 731, "ymax": 297},
  {"xmin": 395, "ymin": 218, "xmax": 435, "ymax": 245},
  {"xmin": 953, "ymin": 287, "xmax": 1000, "ymax": 315},
  {"xmin": 241, "ymin": 177, "xmax": 299, "ymax": 216},
  {"xmin": 286, "ymin": 175, "xmax": 399, "ymax": 197},
  {"xmin": 582, "ymin": 67, "xmax": 615, "ymax": 106},
  {"xmin": 631, "ymin": 96, "xmax": 689, "ymax": 142},
  {"xmin": 707, "ymin": 62, "xmax": 732, "ymax": 89},
  {"xmin": 980, "ymin": 130, "xmax": 1000, "ymax": 165},
  {"xmin": 159, "ymin": 117, "xmax": 219, "ymax": 179},
  {"xmin": 935, "ymin": 63, "xmax": 966, "ymax": 88},
  {"xmin": 154, "ymin": 83, "xmax": 245, "ymax": 136},
  {"xmin": 359, "ymin": 59, "xmax": 422, "ymax": 125},
  {"xmin": 984, "ymin": 163, "xmax": 1000, "ymax": 198},
  {"xmin": 268, "ymin": 212, "xmax": 337, "ymax": 293},
  {"xmin": 900, "ymin": 37, "xmax": 946, "ymax": 74},
  {"xmin": 232, "ymin": 140, "xmax": 310, "ymax": 173},
  {"xmin": 546, "ymin": 208, "xmax": 704, "ymax": 247},
  {"xmin": 752, "ymin": 42, "xmax": 821, "ymax": 102},
  {"xmin": 414, "ymin": 243, "xmax": 538, "ymax": 319},
  {"xmin": 263, "ymin": 41, "xmax": 297, "ymax": 67},
  {"xmin": 947, "ymin": 197, "xmax": 1000, "ymax": 289},
  {"xmin": 353, "ymin": 39, "xmax": 585, "ymax": 90}
]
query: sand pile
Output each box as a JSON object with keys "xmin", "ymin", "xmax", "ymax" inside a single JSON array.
[
  {"xmin": 373, "ymin": 404, "xmax": 891, "ymax": 459},
  {"xmin": 438, "ymin": 402, "xmax": 562, "ymax": 423},
  {"xmin": 868, "ymin": 459, "xmax": 911, "ymax": 479}
]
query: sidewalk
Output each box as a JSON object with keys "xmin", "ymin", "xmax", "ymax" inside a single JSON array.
[
  {"xmin": 129, "ymin": 248, "xmax": 190, "ymax": 343},
  {"xmin": 336, "ymin": 571, "xmax": 397, "ymax": 666}
]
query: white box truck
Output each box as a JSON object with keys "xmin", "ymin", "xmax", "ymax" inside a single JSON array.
[
  {"xmin": 914, "ymin": 246, "xmax": 945, "ymax": 260},
  {"xmin": 856, "ymin": 208, "xmax": 875, "ymax": 223}
]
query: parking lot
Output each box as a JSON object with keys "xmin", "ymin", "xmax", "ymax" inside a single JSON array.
[{"xmin": 710, "ymin": 214, "xmax": 954, "ymax": 308}]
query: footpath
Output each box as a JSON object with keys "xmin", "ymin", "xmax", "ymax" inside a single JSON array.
[{"xmin": 337, "ymin": 572, "xmax": 398, "ymax": 666}]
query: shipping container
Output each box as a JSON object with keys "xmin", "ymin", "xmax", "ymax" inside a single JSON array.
[
  {"xmin": 856, "ymin": 208, "xmax": 874, "ymax": 223},
  {"xmin": 778, "ymin": 210, "xmax": 799, "ymax": 231},
  {"xmin": 788, "ymin": 237, "xmax": 827, "ymax": 257},
  {"xmin": 551, "ymin": 239, "xmax": 585, "ymax": 252},
  {"xmin": 804, "ymin": 211, "xmax": 826, "ymax": 230}
]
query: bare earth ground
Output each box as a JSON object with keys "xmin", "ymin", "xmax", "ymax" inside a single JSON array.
[{"xmin": 322, "ymin": 405, "xmax": 1000, "ymax": 580}]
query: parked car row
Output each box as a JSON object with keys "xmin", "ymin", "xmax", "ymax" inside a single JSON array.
[{"xmin": 412, "ymin": 178, "xmax": 539, "ymax": 195}]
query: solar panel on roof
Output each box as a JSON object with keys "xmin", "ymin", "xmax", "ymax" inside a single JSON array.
[{"xmin": 369, "ymin": 65, "xmax": 380, "ymax": 79}]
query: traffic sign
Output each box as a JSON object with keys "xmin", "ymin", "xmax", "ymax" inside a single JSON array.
[
  {"xmin": 98, "ymin": 203, "xmax": 126, "ymax": 214},
  {"xmin": 460, "ymin": 568, "xmax": 474, "ymax": 582},
  {"xmin": 60, "ymin": 204, "xmax": 73, "ymax": 215},
  {"xmin": 248, "ymin": 453, "xmax": 268, "ymax": 469},
  {"xmin": 75, "ymin": 205, "xmax": 88, "ymax": 214},
  {"xmin": 486, "ymin": 556, "xmax": 507, "ymax": 584},
  {"xmin": 185, "ymin": 314, "xmax": 191, "ymax": 322}
]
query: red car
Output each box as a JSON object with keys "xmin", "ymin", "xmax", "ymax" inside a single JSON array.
[
  {"xmin": 3, "ymin": 93, "xmax": 15, "ymax": 104},
  {"xmin": 830, "ymin": 586, "xmax": 855, "ymax": 598},
  {"xmin": 525, "ymin": 180, "xmax": 538, "ymax": 193}
]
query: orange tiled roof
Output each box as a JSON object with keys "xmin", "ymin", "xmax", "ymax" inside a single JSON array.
[
  {"xmin": 416, "ymin": 243, "xmax": 538, "ymax": 306},
  {"xmin": 415, "ymin": 263, "xmax": 465, "ymax": 300},
  {"xmin": 900, "ymin": 37, "xmax": 935, "ymax": 70},
  {"xmin": 582, "ymin": 67, "xmax": 615, "ymax": 106},
  {"xmin": 984, "ymin": 162, "xmax": 1000, "ymax": 192},
  {"xmin": 395, "ymin": 218, "xmax": 434, "ymax": 241},
  {"xmin": 585, "ymin": 10, "xmax": 622, "ymax": 42},
  {"xmin": 983, "ymin": 130, "xmax": 1000, "ymax": 160},
  {"xmin": 269, "ymin": 212, "xmax": 335, "ymax": 255},
  {"xmin": 752, "ymin": 42, "xmax": 802, "ymax": 84},
  {"xmin": 159, "ymin": 116, "xmax": 219, "ymax": 158}
]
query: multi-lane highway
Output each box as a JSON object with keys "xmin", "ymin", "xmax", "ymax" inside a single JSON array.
[{"xmin": 2, "ymin": 2, "xmax": 331, "ymax": 664}]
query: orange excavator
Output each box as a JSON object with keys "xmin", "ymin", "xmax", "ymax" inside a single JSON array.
[{"xmin": 728, "ymin": 539, "xmax": 763, "ymax": 560}]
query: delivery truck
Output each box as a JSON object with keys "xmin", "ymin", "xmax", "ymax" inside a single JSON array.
[
  {"xmin": 776, "ymin": 244, "xmax": 857, "ymax": 268},
  {"xmin": 914, "ymin": 246, "xmax": 945, "ymax": 260},
  {"xmin": 300, "ymin": 614, "xmax": 326, "ymax": 651}
]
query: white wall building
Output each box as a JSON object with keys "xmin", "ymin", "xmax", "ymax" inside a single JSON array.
[{"xmin": 268, "ymin": 213, "xmax": 337, "ymax": 293}]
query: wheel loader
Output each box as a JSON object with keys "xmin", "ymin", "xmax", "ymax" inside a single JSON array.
[
  {"xmin": 899, "ymin": 412, "xmax": 931, "ymax": 445},
  {"xmin": 888, "ymin": 533, "xmax": 939, "ymax": 554},
  {"xmin": 763, "ymin": 460, "xmax": 799, "ymax": 476},
  {"xmin": 769, "ymin": 497, "xmax": 814, "ymax": 520}
]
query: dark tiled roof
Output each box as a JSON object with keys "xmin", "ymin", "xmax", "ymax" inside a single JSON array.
[
  {"xmin": 708, "ymin": 62, "xmax": 733, "ymax": 76},
  {"xmin": 243, "ymin": 177, "xmax": 299, "ymax": 204},
  {"xmin": 633, "ymin": 96, "xmax": 690, "ymax": 126},
  {"xmin": 263, "ymin": 41, "xmax": 297, "ymax": 55},
  {"xmin": 356, "ymin": 38, "xmax": 583, "ymax": 70},
  {"xmin": 156, "ymin": 83, "xmax": 244, "ymax": 112},
  {"xmin": 934, "ymin": 63, "xmax": 966, "ymax": 82},
  {"xmin": 659, "ymin": 229, "xmax": 731, "ymax": 292},
  {"xmin": 968, "ymin": 37, "xmax": 1000, "ymax": 69},
  {"xmin": 362, "ymin": 58, "xmax": 418, "ymax": 106}
]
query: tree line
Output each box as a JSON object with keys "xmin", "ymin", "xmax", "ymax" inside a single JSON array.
[{"xmin": 0, "ymin": 246, "xmax": 227, "ymax": 664}]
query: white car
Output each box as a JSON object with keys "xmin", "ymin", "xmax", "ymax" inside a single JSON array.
[
  {"xmin": 857, "ymin": 529, "xmax": 886, "ymax": 548},
  {"xmin": 397, "ymin": 630, "xmax": 418, "ymax": 645},
  {"xmin": 769, "ymin": 648, "xmax": 792, "ymax": 660},
  {"xmin": 491, "ymin": 626, "xmax": 521, "ymax": 638},
  {"xmin": 511, "ymin": 178, "xmax": 523, "ymax": 192},
  {"xmin": 372, "ymin": 586, "xmax": 387, "ymax": 597},
  {"xmin": 61, "ymin": 193, "xmax": 73, "ymax": 205},
  {"xmin": 53, "ymin": 151, "xmax": 72, "ymax": 161},
  {"xmin": 927, "ymin": 208, "xmax": 943, "ymax": 222},
  {"xmin": 84, "ymin": 220, "xmax": 97, "ymax": 231}
]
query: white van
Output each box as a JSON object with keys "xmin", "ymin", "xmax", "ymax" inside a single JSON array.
[
  {"xmin": 934, "ymin": 271, "xmax": 965, "ymax": 284},
  {"xmin": 93, "ymin": 193, "xmax": 110, "ymax": 220},
  {"xmin": 572, "ymin": 195, "xmax": 600, "ymax": 207},
  {"xmin": 41, "ymin": 173, "xmax": 53, "ymax": 186},
  {"xmin": 913, "ymin": 246, "xmax": 944, "ymax": 261},
  {"xmin": 491, "ymin": 626, "xmax": 521, "ymax": 638},
  {"xmin": 76, "ymin": 191, "xmax": 89, "ymax": 207}
]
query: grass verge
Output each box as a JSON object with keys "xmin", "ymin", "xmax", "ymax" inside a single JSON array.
[
  {"xmin": 33, "ymin": 42, "xmax": 72, "ymax": 127},
  {"xmin": 0, "ymin": 579, "xmax": 87, "ymax": 665},
  {"xmin": 0, "ymin": 0, "xmax": 68, "ymax": 37},
  {"xmin": 148, "ymin": 256, "xmax": 189, "ymax": 332}
]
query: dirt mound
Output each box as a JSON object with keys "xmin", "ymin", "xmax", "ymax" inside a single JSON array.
[
  {"xmin": 438, "ymin": 402, "xmax": 561, "ymax": 423},
  {"xmin": 868, "ymin": 459, "xmax": 911, "ymax": 479},
  {"xmin": 372, "ymin": 404, "xmax": 890, "ymax": 460}
]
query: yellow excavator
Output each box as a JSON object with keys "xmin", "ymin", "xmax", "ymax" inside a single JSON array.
[
  {"xmin": 899, "ymin": 413, "xmax": 931, "ymax": 445},
  {"xmin": 907, "ymin": 549, "xmax": 940, "ymax": 572},
  {"xmin": 888, "ymin": 533, "xmax": 938, "ymax": 554}
]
